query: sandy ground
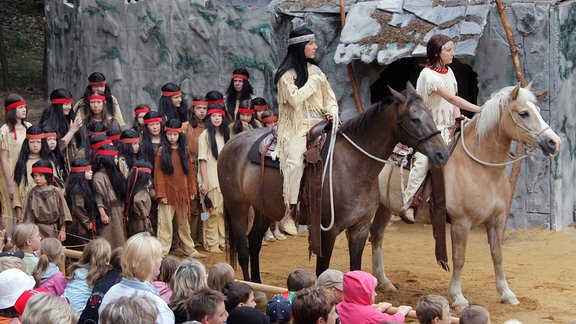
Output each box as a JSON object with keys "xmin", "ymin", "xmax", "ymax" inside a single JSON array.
[{"xmin": 202, "ymin": 219, "xmax": 576, "ymax": 324}]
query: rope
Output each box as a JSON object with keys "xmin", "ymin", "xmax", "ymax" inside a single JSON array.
[
  {"xmin": 340, "ymin": 132, "xmax": 399, "ymax": 165},
  {"xmin": 460, "ymin": 119, "xmax": 534, "ymax": 167},
  {"xmin": 320, "ymin": 114, "xmax": 338, "ymax": 232}
]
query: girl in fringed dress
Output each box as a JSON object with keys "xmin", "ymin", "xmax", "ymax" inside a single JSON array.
[
  {"xmin": 92, "ymin": 144, "xmax": 126, "ymax": 250},
  {"xmin": 65, "ymin": 158, "xmax": 98, "ymax": 246},
  {"xmin": 125, "ymin": 160, "xmax": 154, "ymax": 236}
]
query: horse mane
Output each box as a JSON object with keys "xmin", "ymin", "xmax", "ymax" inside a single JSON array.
[
  {"xmin": 339, "ymin": 97, "xmax": 393, "ymax": 134},
  {"xmin": 474, "ymin": 86, "xmax": 537, "ymax": 141}
]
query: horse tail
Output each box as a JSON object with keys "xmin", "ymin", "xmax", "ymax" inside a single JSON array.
[{"xmin": 224, "ymin": 203, "xmax": 237, "ymax": 270}]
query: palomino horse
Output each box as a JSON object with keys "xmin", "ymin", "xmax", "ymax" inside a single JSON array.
[
  {"xmin": 370, "ymin": 84, "xmax": 561, "ymax": 309},
  {"xmin": 218, "ymin": 83, "xmax": 450, "ymax": 283}
]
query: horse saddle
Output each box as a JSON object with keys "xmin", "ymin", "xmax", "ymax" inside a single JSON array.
[{"xmin": 248, "ymin": 127, "xmax": 280, "ymax": 168}]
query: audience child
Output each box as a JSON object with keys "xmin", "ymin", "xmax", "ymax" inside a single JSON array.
[
  {"xmin": 40, "ymin": 88, "xmax": 84, "ymax": 169},
  {"xmin": 99, "ymin": 233, "xmax": 175, "ymax": 324},
  {"xmin": 152, "ymin": 255, "xmax": 181, "ymax": 304},
  {"xmin": 1, "ymin": 93, "xmax": 32, "ymax": 228},
  {"xmin": 282, "ymin": 269, "xmax": 317, "ymax": 303},
  {"xmin": 117, "ymin": 129, "xmax": 141, "ymax": 178},
  {"xmin": 31, "ymin": 238, "xmax": 67, "ymax": 296},
  {"xmin": 317, "ymin": 269, "xmax": 344, "ymax": 303},
  {"xmin": 92, "ymin": 144, "xmax": 126, "ymax": 250},
  {"xmin": 154, "ymin": 119, "xmax": 203, "ymax": 258},
  {"xmin": 292, "ymin": 286, "xmax": 337, "ymax": 324},
  {"xmin": 159, "ymin": 83, "xmax": 188, "ymax": 123},
  {"xmin": 267, "ymin": 294, "xmax": 292, "ymax": 324},
  {"xmin": 184, "ymin": 287, "xmax": 227, "ymax": 324},
  {"xmin": 198, "ymin": 104, "xmax": 230, "ymax": 253},
  {"xmin": 74, "ymin": 72, "xmax": 126, "ymax": 126},
  {"xmin": 77, "ymin": 247, "xmax": 123, "ymax": 324},
  {"xmin": 336, "ymin": 270, "xmax": 411, "ymax": 324},
  {"xmin": 415, "ymin": 294, "xmax": 451, "ymax": 324},
  {"xmin": 132, "ymin": 104, "xmax": 152, "ymax": 137},
  {"xmin": 11, "ymin": 223, "xmax": 41, "ymax": 274},
  {"xmin": 21, "ymin": 292, "xmax": 78, "ymax": 324},
  {"xmin": 65, "ymin": 158, "xmax": 98, "ymax": 246},
  {"xmin": 0, "ymin": 268, "xmax": 36, "ymax": 321},
  {"xmin": 170, "ymin": 258, "xmax": 208, "ymax": 323},
  {"xmin": 13, "ymin": 125, "xmax": 50, "ymax": 221},
  {"xmin": 459, "ymin": 305, "xmax": 491, "ymax": 324},
  {"xmin": 207, "ymin": 262, "xmax": 235, "ymax": 292},
  {"xmin": 0, "ymin": 255, "xmax": 26, "ymax": 272},
  {"xmin": 251, "ymin": 97, "xmax": 269, "ymax": 122},
  {"xmin": 63, "ymin": 238, "xmax": 112, "ymax": 313},
  {"xmin": 23, "ymin": 160, "xmax": 72, "ymax": 241},
  {"xmin": 225, "ymin": 68, "xmax": 255, "ymax": 119},
  {"xmin": 227, "ymin": 306, "xmax": 269, "ymax": 324},
  {"xmin": 99, "ymin": 294, "xmax": 159, "ymax": 324},
  {"xmin": 125, "ymin": 160, "xmax": 154, "ymax": 236},
  {"xmin": 222, "ymin": 281, "xmax": 256, "ymax": 313}
]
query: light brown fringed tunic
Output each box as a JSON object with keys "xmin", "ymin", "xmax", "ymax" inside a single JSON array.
[
  {"xmin": 93, "ymin": 170, "xmax": 126, "ymax": 250},
  {"xmin": 23, "ymin": 185, "xmax": 72, "ymax": 239},
  {"xmin": 277, "ymin": 63, "xmax": 338, "ymax": 205}
]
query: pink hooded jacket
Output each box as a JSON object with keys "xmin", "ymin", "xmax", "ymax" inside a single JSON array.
[{"xmin": 336, "ymin": 270, "xmax": 405, "ymax": 324}]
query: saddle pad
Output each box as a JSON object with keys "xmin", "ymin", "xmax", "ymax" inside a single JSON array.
[{"xmin": 248, "ymin": 132, "xmax": 280, "ymax": 168}]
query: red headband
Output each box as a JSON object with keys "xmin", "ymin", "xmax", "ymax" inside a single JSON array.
[
  {"xmin": 70, "ymin": 165, "xmax": 92, "ymax": 173},
  {"xmin": 89, "ymin": 94, "xmax": 106, "ymax": 101},
  {"xmin": 109, "ymin": 134, "xmax": 121, "ymax": 141},
  {"xmin": 134, "ymin": 107, "xmax": 151, "ymax": 115},
  {"xmin": 162, "ymin": 90, "xmax": 182, "ymax": 97},
  {"xmin": 88, "ymin": 80, "xmax": 107, "ymax": 87},
  {"xmin": 95, "ymin": 149, "xmax": 118, "ymax": 157},
  {"xmin": 135, "ymin": 167, "xmax": 152, "ymax": 174},
  {"xmin": 89, "ymin": 131, "xmax": 107, "ymax": 136},
  {"xmin": 51, "ymin": 98, "xmax": 73, "ymax": 105},
  {"xmin": 119, "ymin": 137, "xmax": 140, "ymax": 144},
  {"xmin": 192, "ymin": 101, "xmax": 208, "ymax": 107},
  {"xmin": 232, "ymin": 74, "xmax": 249, "ymax": 81},
  {"xmin": 144, "ymin": 117, "xmax": 163, "ymax": 125},
  {"xmin": 207, "ymin": 109, "xmax": 226, "ymax": 116},
  {"xmin": 238, "ymin": 108, "xmax": 254, "ymax": 115},
  {"xmin": 26, "ymin": 133, "xmax": 44, "ymax": 140},
  {"xmin": 253, "ymin": 105, "xmax": 268, "ymax": 111},
  {"xmin": 5, "ymin": 100, "xmax": 26, "ymax": 116},
  {"xmin": 44, "ymin": 132, "xmax": 57, "ymax": 139},
  {"xmin": 207, "ymin": 99, "xmax": 224, "ymax": 105},
  {"xmin": 262, "ymin": 115, "xmax": 278, "ymax": 123},
  {"xmin": 164, "ymin": 126, "xmax": 182, "ymax": 133},
  {"xmin": 31, "ymin": 167, "xmax": 53, "ymax": 174},
  {"xmin": 90, "ymin": 139, "xmax": 113, "ymax": 150}
]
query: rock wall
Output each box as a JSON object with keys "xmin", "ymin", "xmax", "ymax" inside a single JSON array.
[{"xmin": 45, "ymin": 0, "xmax": 575, "ymax": 229}]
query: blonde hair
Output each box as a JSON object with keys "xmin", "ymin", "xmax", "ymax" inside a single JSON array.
[
  {"xmin": 11, "ymin": 223, "xmax": 40, "ymax": 250},
  {"xmin": 121, "ymin": 232, "xmax": 162, "ymax": 281},
  {"xmin": 66, "ymin": 238, "xmax": 111, "ymax": 286},
  {"xmin": 21, "ymin": 292, "xmax": 78, "ymax": 324},
  {"xmin": 169, "ymin": 258, "xmax": 207, "ymax": 313},
  {"xmin": 99, "ymin": 294, "xmax": 159, "ymax": 324},
  {"xmin": 207, "ymin": 262, "xmax": 235, "ymax": 292},
  {"xmin": 32, "ymin": 238, "xmax": 64, "ymax": 286},
  {"xmin": 0, "ymin": 256, "xmax": 27, "ymax": 272}
]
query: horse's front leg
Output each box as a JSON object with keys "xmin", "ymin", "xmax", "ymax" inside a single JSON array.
[
  {"xmin": 449, "ymin": 221, "xmax": 471, "ymax": 310},
  {"xmin": 486, "ymin": 220, "xmax": 519, "ymax": 305},
  {"xmin": 370, "ymin": 204, "xmax": 397, "ymax": 292},
  {"xmin": 347, "ymin": 221, "xmax": 371, "ymax": 272}
]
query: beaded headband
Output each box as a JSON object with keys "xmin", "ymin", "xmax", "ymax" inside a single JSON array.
[
  {"xmin": 441, "ymin": 41, "xmax": 454, "ymax": 50},
  {"xmin": 287, "ymin": 33, "xmax": 314, "ymax": 46}
]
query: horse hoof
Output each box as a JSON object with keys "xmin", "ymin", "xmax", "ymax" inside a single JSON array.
[
  {"xmin": 377, "ymin": 281, "xmax": 397, "ymax": 292},
  {"xmin": 500, "ymin": 297, "xmax": 520, "ymax": 305}
]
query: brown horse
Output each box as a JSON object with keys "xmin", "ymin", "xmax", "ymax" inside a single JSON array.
[
  {"xmin": 370, "ymin": 83, "xmax": 561, "ymax": 309},
  {"xmin": 218, "ymin": 83, "xmax": 450, "ymax": 283}
]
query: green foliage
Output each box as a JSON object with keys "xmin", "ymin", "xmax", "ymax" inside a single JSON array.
[
  {"xmin": 83, "ymin": 0, "xmax": 118, "ymax": 17},
  {"xmin": 558, "ymin": 6, "xmax": 576, "ymax": 79},
  {"xmin": 99, "ymin": 47, "xmax": 127, "ymax": 64},
  {"xmin": 137, "ymin": 9, "xmax": 171, "ymax": 63},
  {"xmin": 191, "ymin": 3, "xmax": 217, "ymax": 25},
  {"xmin": 232, "ymin": 6, "xmax": 247, "ymax": 14},
  {"xmin": 176, "ymin": 49, "xmax": 203, "ymax": 74},
  {"xmin": 249, "ymin": 24, "xmax": 271, "ymax": 39},
  {"xmin": 225, "ymin": 16, "xmax": 244, "ymax": 30}
]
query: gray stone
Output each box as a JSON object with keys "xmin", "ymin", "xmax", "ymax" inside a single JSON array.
[
  {"xmin": 339, "ymin": 2, "xmax": 380, "ymax": 43},
  {"xmin": 511, "ymin": 3, "xmax": 545, "ymax": 35},
  {"xmin": 376, "ymin": 0, "xmax": 404, "ymax": 14}
]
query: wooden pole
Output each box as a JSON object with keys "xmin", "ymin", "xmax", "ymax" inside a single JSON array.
[
  {"xmin": 339, "ymin": 0, "xmax": 364, "ymax": 113},
  {"xmin": 495, "ymin": 0, "xmax": 528, "ymax": 222}
]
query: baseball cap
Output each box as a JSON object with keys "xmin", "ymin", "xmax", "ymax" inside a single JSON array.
[
  {"xmin": 14, "ymin": 288, "xmax": 49, "ymax": 314},
  {"xmin": 0, "ymin": 268, "xmax": 36, "ymax": 309},
  {"xmin": 317, "ymin": 269, "xmax": 344, "ymax": 291},
  {"xmin": 266, "ymin": 294, "xmax": 291, "ymax": 322}
]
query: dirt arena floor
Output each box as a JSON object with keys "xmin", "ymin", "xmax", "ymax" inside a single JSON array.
[{"xmin": 202, "ymin": 219, "xmax": 576, "ymax": 324}]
